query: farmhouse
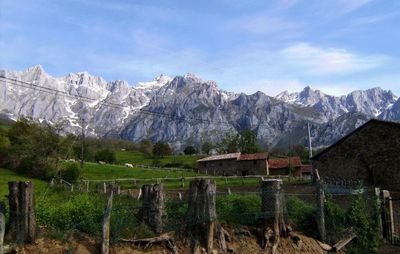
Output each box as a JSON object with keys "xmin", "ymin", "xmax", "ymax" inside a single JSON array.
[
  {"xmin": 268, "ymin": 156, "xmax": 303, "ymax": 176},
  {"xmin": 197, "ymin": 152, "xmax": 269, "ymax": 176},
  {"xmin": 312, "ymin": 119, "xmax": 400, "ymax": 191}
]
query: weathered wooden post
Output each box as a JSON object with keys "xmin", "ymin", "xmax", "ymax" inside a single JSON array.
[
  {"xmin": 181, "ymin": 177, "xmax": 185, "ymax": 188},
  {"xmin": 261, "ymin": 179, "xmax": 286, "ymax": 253},
  {"xmin": 101, "ymin": 188, "xmax": 113, "ymax": 254},
  {"xmin": 0, "ymin": 202, "xmax": 5, "ymax": 254},
  {"xmin": 141, "ymin": 184, "xmax": 166, "ymax": 234},
  {"xmin": 6, "ymin": 181, "xmax": 36, "ymax": 244},
  {"xmin": 186, "ymin": 179, "xmax": 216, "ymax": 254},
  {"xmin": 103, "ymin": 182, "xmax": 107, "ymax": 194},
  {"xmin": 315, "ymin": 169, "xmax": 326, "ymax": 242}
]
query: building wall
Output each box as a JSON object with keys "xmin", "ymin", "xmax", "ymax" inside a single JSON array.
[
  {"xmin": 313, "ymin": 121, "xmax": 400, "ymax": 191},
  {"xmin": 237, "ymin": 160, "xmax": 268, "ymax": 175},
  {"xmin": 198, "ymin": 159, "xmax": 238, "ymax": 175}
]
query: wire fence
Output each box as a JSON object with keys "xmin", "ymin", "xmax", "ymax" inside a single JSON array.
[{"xmin": 1, "ymin": 178, "xmax": 393, "ymax": 254}]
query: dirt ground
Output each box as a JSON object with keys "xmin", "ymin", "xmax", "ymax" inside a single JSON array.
[{"xmin": 6, "ymin": 226, "xmax": 341, "ymax": 254}]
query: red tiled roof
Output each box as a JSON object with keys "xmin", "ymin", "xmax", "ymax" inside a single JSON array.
[
  {"xmin": 301, "ymin": 165, "xmax": 311, "ymax": 173},
  {"xmin": 197, "ymin": 153, "xmax": 240, "ymax": 162},
  {"xmin": 238, "ymin": 152, "xmax": 268, "ymax": 161},
  {"xmin": 268, "ymin": 157, "xmax": 302, "ymax": 169}
]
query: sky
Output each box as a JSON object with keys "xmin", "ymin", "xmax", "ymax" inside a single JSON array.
[{"xmin": 1, "ymin": 0, "xmax": 400, "ymax": 96}]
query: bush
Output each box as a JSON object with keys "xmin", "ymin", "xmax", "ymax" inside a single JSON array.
[
  {"xmin": 183, "ymin": 146, "xmax": 197, "ymax": 155},
  {"xmin": 152, "ymin": 142, "xmax": 172, "ymax": 157},
  {"xmin": 61, "ymin": 163, "xmax": 81, "ymax": 183},
  {"xmin": 286, "ymin": 196, "xmax": 317, "ymax": 238},
  {"xmin": 95, "ymin": 149, "xmax": 116, "ymax": 163},
  {"xmin": 37, "ymin": 191, "xmax": 104, "ymax": 235},
  {"xmin": 17, "ymin": 157, "xmax": 56, "ymax": 180},
  {"xmin": 216, "ymin": 194, "xmax": 261, "ymax": 225},
  {"xmin": 346, "ymin": 197, "xmax": 382, "ymax": 254}
]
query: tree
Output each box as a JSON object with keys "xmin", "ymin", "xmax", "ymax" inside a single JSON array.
[
  {"xmin": 95, "ymin": 149, "xmax": 116, "ymax": 163},
  {"xmin": 139, "ymin": 139, "xmax": 153, "ymax": 156},
  {"xmin": 7, "ymin": 117, "xmax": 60, "ymax": 180},
  {"xmin": 152, "ymin": 141, "xmax": 172, "ymax": 157},
  {"xmin": 238, "ymin": 129, "xmax": 260, "ymax": 154},
  {"xmin": 217, "ymin": 133, "xmax": 239, "ymax": 154},
  {"xmin": 217, "ymin": 129, "xmax": 260, "ymax": 154},
  {"xmin": 201, "ymin": 141, "xmax": 213, "ymax": 155},
  {"xmin": 184, "ymin": 145, "xmax": 197, "ymax": 155}
]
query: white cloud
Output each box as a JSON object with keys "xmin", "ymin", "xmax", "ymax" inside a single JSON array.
[
  {"xmin": 223, "ymin": 13, "xmax": 302, "ymax": 36},
  {"xmin": 280, "ymin": 43, "xmax": 389, "ymax": 75}
]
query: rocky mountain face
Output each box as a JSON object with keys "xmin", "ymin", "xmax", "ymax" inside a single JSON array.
[{"xmin": 1, "ymin": 65, "xmax": 399, "ymax": 149}]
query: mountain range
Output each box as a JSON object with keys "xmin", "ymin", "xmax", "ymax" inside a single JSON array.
[{"xmin": 1, "ymin": 65, "xmax": 399, "ymax": 150}]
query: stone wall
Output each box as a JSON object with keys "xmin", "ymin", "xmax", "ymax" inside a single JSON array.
[
  {"xmin": 237, "ymin": 160, "xmax": 268, "ymax": 175},
  {"xmin": 313, "ymin": 121, "xmax": 400, "ymax": 191},
  {"xmin": 198, "ymin": 159, "xmax": 238, "ymax": 175}
]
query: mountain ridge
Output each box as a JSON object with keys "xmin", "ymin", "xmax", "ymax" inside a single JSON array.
[{"xmin": 1, "ymin": 65, "xmax": 399, "ymax": 149}]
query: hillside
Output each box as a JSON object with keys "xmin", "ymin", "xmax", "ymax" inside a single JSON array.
[{"xmin": 1, "ymin": 65, "xmax": 399, "ymax": 149}]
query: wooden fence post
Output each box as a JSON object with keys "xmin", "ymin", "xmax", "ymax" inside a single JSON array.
[
  {"xmin": 0, "ymin": 202, "xmax": 5, "ymax": 254},
  {"xmin": 186, "ymin": 179, "xmax": 216, "ymax": 254},
  {"xmin": 315, "ymin": 169, "xmax": 326, "ymax": 243},
  {"xmin": 181, "ymin": 177, "xmax": 185, "ymax": 188},
  {"xmin": 6, "ymin": 181, "xmax": 36, "ymax": 244},
  {"xmin": 101, "ymin": 189, "xmax": 113, "ymax": 254},
  {"xmin": 103, "ymin": 182, "xmax": 107, "ymax": 194},
  {"xmin": 316, "ymin": 179, "xmax": 326, "ymax": 242},
  {"xmin": 141, "ymin": 184, "xmax": 166, "ymax": 234},
  {"xmin": 260, "ymin": 179, "xmax": 286, "ymax": 253}
]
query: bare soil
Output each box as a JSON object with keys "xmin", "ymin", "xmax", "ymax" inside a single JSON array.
[{"xmin": 6, "ymin": 226, "xmax": 340, "ymax": 254}]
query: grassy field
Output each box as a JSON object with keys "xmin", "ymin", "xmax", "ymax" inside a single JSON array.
[
  {"xmin": 81, "ymin": 162, "xmax": 202, "ymax": 180},
  {"xmin": 0, "ymin": 123, "xmax": 11, "ymax": 132},
  {"xmin": 0, "ymin": 168, "xmax": 48, "ymax": 203},
  {"xmin": 115, "ymin": 151, "xmax": 203, "ymax": 169}
]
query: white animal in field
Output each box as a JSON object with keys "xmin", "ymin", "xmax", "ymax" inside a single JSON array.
[
  {"xmin": 125, "ymin": 163, "xmax": 133, "ymax": 168},
  {"xmin": 98, "ymin": 161, "xmax": 106, "ymax": 165}
]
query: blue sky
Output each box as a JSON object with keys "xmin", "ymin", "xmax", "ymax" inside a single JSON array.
[{"xmin": 1, "ymin": 0, "xmax": 400, "ymax": 96}]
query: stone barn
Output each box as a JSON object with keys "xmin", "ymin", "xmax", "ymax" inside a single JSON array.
[
  {"xmin": 268, "ymin": 156, "xmax": 303, "ymax": 176},
  {"xmin": 197, "ymin": 152, "xmax": 269, "ymax": 176},
  {"xmin": 312, "ymin": 119, "xmax": 400, "ymax": 191}
]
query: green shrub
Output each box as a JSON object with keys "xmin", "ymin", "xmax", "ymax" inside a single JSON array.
[
  {"xmin": 346, "ymin": 197, "xmax": 382, "ymax": 254},
  {"xmin": 61, "ymin": 163, "xmax": 80, "ymax": 183},
  {"xmin": 36, "ymin": 191, "xmax": 104, "ymax": 236},
  {"xmin": 165, "ymin": 199, "xmax": 188, "ymax": 231},
  {"xmin": 17, "ymin": 157, "xmax": 56, "ymax": 180},
  {"xmin": 216, "ymin": 194, "xmax": 261, "ymax": 225},
  {"xmin": 95, "ymin": 149, "xmax": 116, "ymax": 163},
  {"xmin": 325, "ymin": 197, "xmax": 347, "ymax": 235},
  {"xmin": 286, "ymin": 196, "xmax": 317, "ymax": 238}
]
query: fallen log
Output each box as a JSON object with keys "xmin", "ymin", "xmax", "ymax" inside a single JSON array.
[
  {"xmin": 119, "ymin": 233, "xmax": 177, "ymax": 254},
  {"xmin": 316, "ymin": 240, "xmax": 332, "ymax": 251},
  {"xmin": 332, "ymin": 233, "xmax": 357, "ymax": 252}
]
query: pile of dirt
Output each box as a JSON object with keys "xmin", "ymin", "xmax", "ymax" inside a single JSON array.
[{"xmin": 5, "ymin": 226, "xmax": 339, "ymax": 254}]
